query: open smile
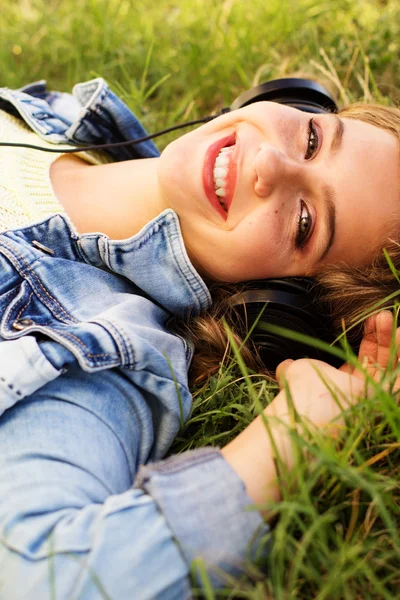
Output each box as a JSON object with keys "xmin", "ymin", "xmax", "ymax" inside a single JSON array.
[{"xmin": 202, "ymin": 133, "xmax": 237, "ymax": 220}]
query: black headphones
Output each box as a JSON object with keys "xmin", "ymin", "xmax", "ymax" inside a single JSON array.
[
  {"xmin": 231, "ymin": 77, "xmax": 338, "ymax": 113},
  {"xmin": 0, "ymin": 77, "xmax": 351, "ymax": 370}
]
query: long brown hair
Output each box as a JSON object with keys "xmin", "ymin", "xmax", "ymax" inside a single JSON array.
[{"xmin": 186, "ymin": 102, "xmax": 400, "ymax": 386}]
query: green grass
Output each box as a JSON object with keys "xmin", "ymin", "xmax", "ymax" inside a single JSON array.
[
  {"xmin": 1, "ymin": 0, "xmax": 400, "ymax": 598},
  {"xmin": 173, "ymin": 358, "xmax": 400, "ymax": 599},
  {"xmin": 1, "ymin": 0, "xmax": 399, "ymax": 144}
]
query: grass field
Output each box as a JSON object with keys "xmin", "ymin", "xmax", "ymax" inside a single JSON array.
[{"xmin": 1, "ymin": 0, "xmax": 400, "ymax": 598}]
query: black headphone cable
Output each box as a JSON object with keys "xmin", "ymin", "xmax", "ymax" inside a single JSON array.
[{"xmin": 0, "ymin": 113, "xmax": 227, "ymax": 154}]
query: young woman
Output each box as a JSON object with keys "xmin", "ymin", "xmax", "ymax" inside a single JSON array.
[{"xmin": 0, "ymin": 78, "xmax": 398, "ymax": 599}]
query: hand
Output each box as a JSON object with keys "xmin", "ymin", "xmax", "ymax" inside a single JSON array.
[
  {"xmin": 274, "ymin": 310, "xmax": 399, "ymax": 427},
  {"xmin": 221, "ymin": 356, "xmax": 364, "ymax": 505},
  {"xmin": 339, "ymin": 310, "xmax": 400, "ymax": 389},
  {"xmin": 222, "ymin": 311, "xmax": 399, "ymax": 507},
  {"xmin": 271, "ymin": 358, "xmax": 365, "ymax": 430}
]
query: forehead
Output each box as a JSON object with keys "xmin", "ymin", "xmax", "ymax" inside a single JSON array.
[
  {"xmin": 320, "ymin": 116, "xmax": 400, "ymax": 268},
  {"xmin": 341, "ymin": 114, "xmax": 398, "ymax": 145},
  {"xmin": 338, "ymin": 116, "xmax": 399, "ymax": 194}
]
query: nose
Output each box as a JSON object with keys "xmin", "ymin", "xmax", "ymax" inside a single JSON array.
[{"xmin": 254, "ymin": 142, "xmax": 301, "ymax": 198}]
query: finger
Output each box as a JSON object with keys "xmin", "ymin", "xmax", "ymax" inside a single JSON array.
[
  {"xmin": 339, "ymin": 362, "xmax": 354, "ymax": 374},
  {"xmin": 392, "ymin": 327, "xmax": 400, "ymax": 392},
  {"xmin": 358, "ymin": 314, "xmax": 379, "ymax": 360},
  {"xmin": 276, "ymin": 359, "xmax": 294, "ymax": 388},
  {"xmin": 375, "ymin": 311, "xmax": 396, "ymax": 373},
  {"xmin": 353, "ymin": 311, "xmax": 396, "ymax": 384},
  {"xmin": 396, "ymin": 326, "xmax": 400, "ymax": 358},
  {"xmin": 353, "ymin": 312, "xmax": 394, "ymax": 380},
  {"xmin": 351, "ymin": 314, "xmax": 379, "ymax": 380}
]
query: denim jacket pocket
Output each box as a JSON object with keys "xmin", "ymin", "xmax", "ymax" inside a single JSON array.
[{"xmin": 0, "ymin": 279, "xmax": 126, "ymax": 374}]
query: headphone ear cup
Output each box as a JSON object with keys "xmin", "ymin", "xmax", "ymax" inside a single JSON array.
[
  {"xmin": 242, "ymin": 304, "xmax": 340, "ymax": 372},
  {"xmin": 232, "ymin": 278, "xmax": 344, "ymax": 373}
]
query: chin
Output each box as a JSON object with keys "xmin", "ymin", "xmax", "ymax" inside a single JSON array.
[{"xmin": 189, "ymin": 255, "xmax": 244, "ymax": 283}]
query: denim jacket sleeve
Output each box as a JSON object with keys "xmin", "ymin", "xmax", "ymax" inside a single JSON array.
[
  {"xmin": 0, "ymin": 79, "xmax": 270, "ymax": 599},
  {"xmin": 0, "ymin": 353, "xmax": 269, "ymax": 600}
]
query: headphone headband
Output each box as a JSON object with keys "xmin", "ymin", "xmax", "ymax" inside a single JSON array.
[{"xmin": 231, "ymin": 78, "xmax": 338, "ymax": 113}]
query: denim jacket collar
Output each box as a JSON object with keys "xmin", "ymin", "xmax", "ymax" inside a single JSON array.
[
  {"xmin": 78, "ymin": 209, "xmax": 212, "ymax": 319},
  {"xmin": 0, "ymin": 77, "xmax": 160, "ymax": 161},
  {"xmin": 13, "ymin": 210, "xmax": 211, "ymax": 320}
]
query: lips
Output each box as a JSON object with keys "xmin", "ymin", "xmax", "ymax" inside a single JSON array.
[{"xmin": 203, "ymin": 133, "xmax": 237, "ymax": 220}]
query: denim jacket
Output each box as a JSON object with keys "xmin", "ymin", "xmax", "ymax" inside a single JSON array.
[{"xmin": 0, "ymin": 79, "xmax": 269, "ymax": 600}]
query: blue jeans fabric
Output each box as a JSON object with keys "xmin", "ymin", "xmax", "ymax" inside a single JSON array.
[{"xmin": 0, "ymin": 79, "xmax": 270, "ymax": 599}]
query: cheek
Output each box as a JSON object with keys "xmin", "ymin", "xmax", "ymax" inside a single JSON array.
[
  {"xmin": 241, "ymin": 210, "xmax": 284, "ymax": 250},
  {"xmin": 159, "ymin": 138, "xmax": 186, "ymax": 183},
  {"xmin": 159, "ymin": 133, "xmax": 208, "ymax": 203},
  {"xmin": 227, "ymin": 216, "xmax": 286, "ymax": 278}
]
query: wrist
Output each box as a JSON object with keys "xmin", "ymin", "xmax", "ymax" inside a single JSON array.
[{"xmin": 221, "ymin": 390, "xmax": 295, "ymax": 508}]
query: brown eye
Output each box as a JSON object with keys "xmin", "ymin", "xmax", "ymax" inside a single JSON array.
[
  {"xmin": 305, "ymin": 118, "xmax": 319, "ymax": 159},
  {"xmin": 295, "ymin": 200, "xmax": 312, "ymax": 249}
]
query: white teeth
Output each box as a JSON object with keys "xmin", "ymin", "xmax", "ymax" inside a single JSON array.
[
  {"xmin": 214, "ymin": 166, "xmax": 228, "ymax": 178},
  {"xmin": 215, "ymin": 154, "xmax": 229, "ymax": 167},
  {"xmin": 212, "ymin": 144, "xmax": 235, "ymax": 207}
]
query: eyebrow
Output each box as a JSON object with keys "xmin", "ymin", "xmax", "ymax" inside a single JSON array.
[
  {"xmin": 316, "ymin": 117, "xmax": 344, "ymax": 262},
  {"xmin": 330, "ymin": 115, "xmax": 345, "ymax": 156}
]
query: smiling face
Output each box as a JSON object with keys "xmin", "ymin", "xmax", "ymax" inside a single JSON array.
[{"xmin": 157, "ymin": 102, "xmax": 400, "ymax": 282}]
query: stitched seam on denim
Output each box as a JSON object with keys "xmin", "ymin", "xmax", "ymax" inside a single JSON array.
[
  {"xmin": 91, "ymin": 318, "xmax": 126, "ymax": 364},
  {"xmin": 3, "ymin": 288, "xmax": 33, "ymax": 332},
  {"xmin": 138, "ymin": 449, "xmax": 221, "ymax": 481},
  {"xmin": 104, "ymin": 213, "xmax": 184, "ymax": 261},
  {"xmin": 166, "ymin": 316, "xmax": 191, "ymax": 365},
  {"xmin": 65, "ymin": 232, "xmax": 99, "ymax": 266},
  {"xmin": 106, "ymin": 214, "xmax": 163, "ymax": 254},
  {"xmin": 48, "ymin": 330, "xmax": 118, "ymax": 360},
  {"xmin": 91, "ymin": 86, "xmax": 109, "ymax": 117},
  {"xmin": 164, "ymin": 212, "xmax": 210, "ymax": 307},
  {"xmin": 77, "ymin": 234, "xmax": 109, "ymax": 268},
  {"xmin": 4, "ymin": 320, "xmax": 118, "ymax": 361},
  {"xmin": 65, "ymin": 224, "xmax": 88, "ymax": 264},
  {"xmin": 3, "ymin": 91, "xmax": 48, "ymax": 136},
  {"xmin": 0, "ymin": 261, "xmax": 117, "ymax": 363},
  {"xmin": 94, "ymin": 318, "xmax": 135, "ymax": 368},
  {"xmin": 0, "ymin": 239, "xmax": 77, "ymax": 323},
  {"xmin": 100, "ymin": 236, "xmax": 110, "ymax": 269},
  {"xmin": 71, "ymin": 87, "xmax": 110, "ymax": 144},
  {"xmin": 165, "ymin": 230, "xmax": 201, "ymax": 317},
  {"xmin": 2, "ymin": 293, "xmax": 116, "ymax": 360},
  {"xmin": 0, "ymin": 286, "xmax": 21, "ymax": 311},
  {"xmin": 130, "ymin": 211, "xmax": 209, "ymax": 315},
  {"xmin": 107, "ymin": 319, "xmax": 134, "ymax": 367},
  {"xmin": 0, "ymin": 239, "xmax": 79, "ymax": 323},
  {"xmin": 14, "ymin": 290, "xmax": 34, "ymax": 323}
]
